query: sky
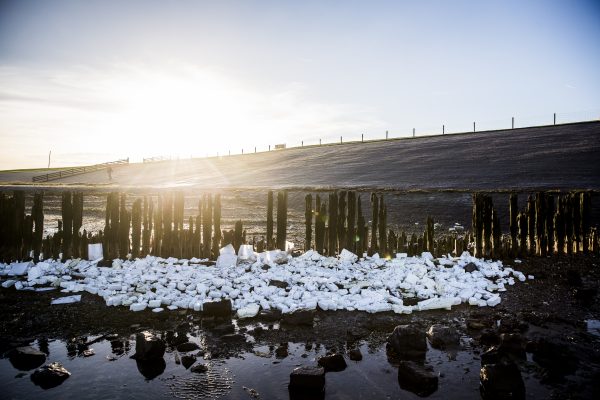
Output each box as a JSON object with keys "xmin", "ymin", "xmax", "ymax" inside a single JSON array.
[{"xmin": 0, "ymin": 0, "xmax": 599, "ymax": 169}]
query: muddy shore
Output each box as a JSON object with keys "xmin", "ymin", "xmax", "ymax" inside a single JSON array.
[{"xmin": 1, "ymin": 255, "xmax": 599, "ymax": 399}]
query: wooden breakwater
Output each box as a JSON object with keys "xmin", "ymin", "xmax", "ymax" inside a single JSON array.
[{"xmin": 0, "ymin": 189, "xmax": 597, "ymax": 263}]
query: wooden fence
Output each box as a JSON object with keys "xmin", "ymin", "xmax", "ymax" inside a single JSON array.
[{"xmin": 31, "ymin": 158, "xmax": 129, "ymax": 183}]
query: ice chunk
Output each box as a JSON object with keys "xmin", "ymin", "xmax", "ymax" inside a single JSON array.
[
  {"xmin": 129, "ymin": 303, "xmax": 147, "ymax": 312},
  {"xmin": 237, "ymin": 245, "xmax": 257, "ymax": 262},
  {"xmin": 1, "ymin": 279, "xmax": 16, "ymax": 288},
  {"xmin": 148, "ymin": 299, "xmax": 161, "ymax": 308},
  {"xmin": 237, "ymin": 303, "xmax": 260, "ymax": 318},
  {"xmin": 339, "ymin": 249, "xmax": 358, "ymax": 263},
  {"xmin": 9, "ymin": 262, "xmax": 31, "ymax": 276},
  {"xmin": 88, "ymin": 243, "xmax": 103, "ymax": 261},
  {"xmin": 51, "ymin": 295, "xmax": 81, "ymax": 305},
  {"xmin": 216, "ymin": 253, "xmax": 237, "ymax": 269},
  {"xmin": 152, "ymin": 307, "xmax": 164, "ymax": 313},
  {"xmin": 220, "ymin": 244, "xmax": 236, "ymax": 255},
  {"xmin": 28, "ymin": 266, "xmax": 42, "ymax": 281},
  {"xmin": 416, "ymin": 297, "xmax": 458, "ymax": 311}
]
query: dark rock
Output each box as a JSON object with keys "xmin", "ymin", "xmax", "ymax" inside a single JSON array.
[
  {"xmin": 191, "ymin": 363, "xmax": 208, "ymax": 373},
  {"xmin": 481, "ymin": 346, "xmax": 506, "ymax": 366},
  {"xmin": 31, "ymin": 362, "xmax": 71, "ymax": 389},
  {"xmin": 289, "ymin": 366, "xmax": 325, "ymax": 393},
  {"xmin": 317, "ymin": 353, "xmax": 347, "ymax": 372},
  {"xmin": 258, "ymin": 309, "xmax": 282, "ymax": 321},
  {"xmin": 203, "ymin": 299, "xmax": 232, "ymax": 318},
  {"xmin": 387, "ymin": 325, "xmax": 427, "ymax": 359},
  {"xmin": 574, "ymin": 287, "xmax": 597, "ymax": 305},
  {"xmin": 464, "ymin": 262, "xmax": 478, "ymax": 273},
  {"xmin": 131, "ymin": 331, "xmax": 166, "ymax": 361},
  {"xmin": 566, "ymin": 270, "xmax": 582, "ymax": 287},
  {"xmin": 467, "ymin": 319, "xmax": 489, "ymax": 330},
  {"xmin": 480, "ymin": 329, "xmax": 501, "ymax": 346},
  {"xmin": 531, "ymin": 339, "xmax": 578, "ymax": 378},
  {"xmin": 261, "ymin": 264, "xmax": 270, "ymax": 271},
  {"xmin": 426, "ymin": 324, "xmax": 459, "ymax": 349},
  {"xmin": 480, "ymin": 361, "xmax": 525, "ymax": 400},
  {"xmin": 219, "ymin": 333, "xmax": 246, "ymax": 343},
  {"xmin": 181, "ymin": 354, "xmax": 196, "ymax": 369},
  {"xmin": 498, "ymin": 333, "xmax": 526, "ymax": 360},
  {"xmin": 97, "ymin": 259, "xmax": 112, "ymax": 268},
  {"xmin": 348, "ymin": 348, "xmax": 363, "ymax": 361},
  {"xmin": 282, "ymin": 310, "xmax": 314, "ymax": 326},
  {"xmin": 176, "ymin": 342, "xmax": 199, "ymax": 352},
  {"xmin": 275, "ymin": 345, "xmax": 289, "ymax": 358},
  {"xmin": 8, "ymin": 346, "xmax": 46, "ymax": 371},
  {"xmin": 397, "ymin": 361, "xmax": 438, "ymax": 397},
  {"xmin": 269, "ymin": 280, "xmax": 288, "ymax": 289},
  {"xmin": 136, "ymin": 358, "xmax": 166, "ymax": 380}
]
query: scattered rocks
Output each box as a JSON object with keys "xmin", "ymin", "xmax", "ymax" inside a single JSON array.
[
  {"xmin": 387, "ymin": 325, "xmax": 427, "ymax": 359},
  {"xmin": 426, "ymin": 324, "xmax": 459, "ymax": 349},
  {"xmin": 176, "ymin": 342, "xmax": 199, "ymax": 352},
  {"xmin": 31, "ymin": 362, "xmax": 71, "ymax": 389},
  {"xmin": 317, "ymin": 353, "xmax": 347, "ymax": 372},
  {"xmin": 282, "ymin": 310, "xmax": 314, "ymax": 326},
  {"xmin": 269, "ymin": 280, "xmax": 288, "ymax": 289},
  {"xmin": 131, "ymin": 331, "xmax": 166, "ymax": 361},
  {"xmin": 180, "ymin": 354, "xmax": 196, "ymax": 369},
  {"xmin": 203, "ymin": 299, "xmax": 232, "ymax": 318},
  {"xmin": 498, "ymin": 333, "xmax": 526, "ymax": 360},
  {"xmin": 8, "ymin": 346, "xmax": 46, "ymax": 371},
  {"xmin": 348, "ymin": 348, "xmax": 363, "ymax": 361},
  {"xmin": 480, "ymin": 360, "xmax": 525, "ymax": 400},
  {"xmin": 191, "ymin": 363, "xmax": 208, "ymax": 373},
  {"xmin": 397, "ymin": 361, "xmax": 438, "ymax": 397},
  {"xmin": 464, "ymin": 263, "xmax": 478, "ymax": 273},
  {"xmin": 275, "ymin": 344, "xmax": 289, "ymax": 358},
  {"xmin": 288, "ymin": 366, "xmax": 325, "ymax": 394},
  {"xmin": 258, "ymin": 309, "xmax": 282, "ymax": 321}
]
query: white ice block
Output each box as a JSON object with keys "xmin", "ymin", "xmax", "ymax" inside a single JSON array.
[{"xmin": 88, "ymin": 244, "xmax": 103, "ymax": 261}]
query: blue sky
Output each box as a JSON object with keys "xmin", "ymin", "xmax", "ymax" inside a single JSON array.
[{"xmin": 1, "ymin": 0, "xmax": 599, "ymax": 169}]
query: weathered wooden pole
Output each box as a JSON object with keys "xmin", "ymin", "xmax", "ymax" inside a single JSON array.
[
  {"xmin": 276, "ymin": 191, "xmax": 288, "ymax": 251},
  {"xmin": 202, "ymin": 194, "xmax": 213, "ymax": 258},
  {"xmin": 267, "ymin": 191, "xmax": 274, "ymax": 250},
  {"xmin": 315, "ymin": 194, "xmax": 324, "ymax": 254},
  {"xmin": 555, "ymin": 197, "xmax": 565, "ymax": 255},
  {"xmin": 153, "ymin": 195, "xmax": 163, "ymax": 256},
  {"xmin": 72, "ymin": 192, "xmax": 83, "ymax": 258},
  {"xmin": 328, "ymin": 191, "xmax": 338, "ymax": 255},
  {"xmin": 527, "ymin": 195, "xmax": 536, "ymax": 255},
  {"xmin": 518, "ymin": 212, "xmax": 527, "ymax": 257},
  {"xmin": 425, "ymin": 216, "xmax": 434, "ymax": 253},
  {"xmin": 234, "ymin": 220, "xmax": 243, "ymax": 250},
  {"xmin": 472, "ymin": 193, "xmax": 483, "ymax": 257},
  {"xmin": 535, "ymin": 192, "xmax": 547, "ymax": 256},
  {"xmin": 337, "ymin": 191, "xmax": 347, "ymax": 251},
  {"xmin": 509, "ymin": 193, "xmax": 518, "ymax": 256},
  {"xmin": 141, "ymin": 197, "xmax": 151, "ymax": 256},
  {"xmin": 305, "ymin": 194, "xmax": 312, "ymax": 251},
  {"xmin": 564, "ymin": 194, "xmax": 574, "ymax": 255},
  {"xmin": 356, "ymin": 196, "xmax": 366, "ymax": 256},
  {"xmin": 119, "ymin": 194, "xmax": 130, "ymax": 258},
  {"xmin": 131, "ymin": 198, "xmax": 142, "ymax": 259},
  {"xmin": 61, "ymin": 192, "xmax": 73, "ymax": 261},
  {"xmin": 546, "ymin": 194, "xmax": 555, "ymax": 254},
  {"xmin": 32, "ymin": 192, "xmax": 44, "ymax": 262},
  {"xmin": 371, "ymin": 193, "xmax": 379, "ymax": 253},
  {"xmin": 581, "ymin": 191, "xmax": 591, "ymax": 253},
  {"xmin": 347, "ymin": 191, "xmax": 356, "ymax": 252},
  {"xmin": 482, "ymin": 195, "xmax": 493, "ymax": 258},
  {"xmin": 492, "ymin": 208, "xmax": 501, "ymax": 258},
  {"xmin": 378, "ymin": 196, "xmax": 387, "ymax": 256},
  {"xmin": 572, "ymin": 192, "xmax": 581, "ymax": 254}
]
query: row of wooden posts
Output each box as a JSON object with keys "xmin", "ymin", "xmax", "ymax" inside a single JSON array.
[
  {"xmin": 0, "ymin": 189, "xmax": 597, "ymax": 263},
  {"xmin": 473, "ymin": 191, "xmax": 596, "ymax": 258}
]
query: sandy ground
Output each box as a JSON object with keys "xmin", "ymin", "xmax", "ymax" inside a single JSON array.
[{"xmin": 1, "ymin": 121, "xmax": 599, "ymax": 191}]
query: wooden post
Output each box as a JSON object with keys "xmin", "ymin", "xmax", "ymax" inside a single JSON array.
[
  {"xmin": 492, "ymin": 208, "xmax": 501, "ymax": 258},
  {"xmin": 443, "ymin": 124, "xmax": 445, "ymax": 135},
  {"xmin": 555, "ymin": 197, "xmax": 565, "ymax": 255},
  {"xmin": 546, "ymin": 194, "xmax": 554, "ymax": 255},
  {"xmin": 267, "ymin": 191, "xmax": 274, "ymax": 250},
  {"xmin": 213, "ymin": 194, "xmax": 222, "ymax": 256},
  {"xmin": 327, "ymin": 191, "xmax": 338, "ymax": 255},
  {"xmin": 473, "ymin": 122, "xmax": 476, "ymax": 132},
  {"xmin": 581, "ymin": 191, "xmax": 591, "ymax": 253},
  {"xmin": 346, "ymin": 191, "xmax": 356, "ymax": 253},
  {"xmin": 512, "ymin": 117, "xmax": 514, "ymax": 129},
  {"xmin": 535, "ymin": 192, "xmax": 547, "ymax": 256},
  {"xmin": 564, "ymin": 194, "xmax": 573, "ymax": 255},
  {"xmin": 316, "ymin": 196, "xmax": 326, "ymax": 254},
  {"xmin": 305, "ymin": 194, "xmax": 312, "ymax": 251},
  {"xmin": 72, "ymin": 192, "xmax": 83, "ymax": 258},
  {"xmin": 472, "ymin": 193, "xmax": 483, "ymax": 257},
  {"xmin": 356, "ymin": 195, "xmax": 365, "ymax": 256},
  {"xmin": 61, "ymin": 192, "xmax": 73, "ymax": 261},
  {"xmin": 413, "ymin": 128, "xmax": 415, "ymax": 137},
  {"xmin": 234, "ymin": 220, "xmax": 243, "ymax": 250},
  {"xmin": 527, "ymin": 195, "xmax": 536, "ymax": 255},
  {"xmin": 119, "ymin": 194, "xmax": 130, "ymax": 258},
  {"xmin": 276, "ymin": 191, "xmax": 288, "ymax": 251},
  {"xmin": 509, "ymin": 193, "xmax": 518, "ymax": 256},
  {"xmin": 32, "ymin": 192, "xmax": 44, "ymax": 262},
  {"xmin": 202, "ymin": 194, "xmax": 212, "ymax": 258},
  {"xmin": 378, "ymin": 196, "xmax": 387, "ymax": 256},
  {"xmin": 131, "ymin": 198, "xmax": 142, "ymax": 259},
  {"xmin": 337, "ymin": 191, "xmax": 347, "ymax": 252},
  {"xmin": 553, "ymin": 113, "xmax": 556, "ymax": 125},
  {"xmin": 572, "ymin": 192, "xmax": 581, "ymax": 254},
  {"xmin": 371, "ymin": 193, "xmax": 379, "ymax": 253},
  {"xmin": 518, "ymin": 212, "xmax": 527, "ymax": 256}
]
